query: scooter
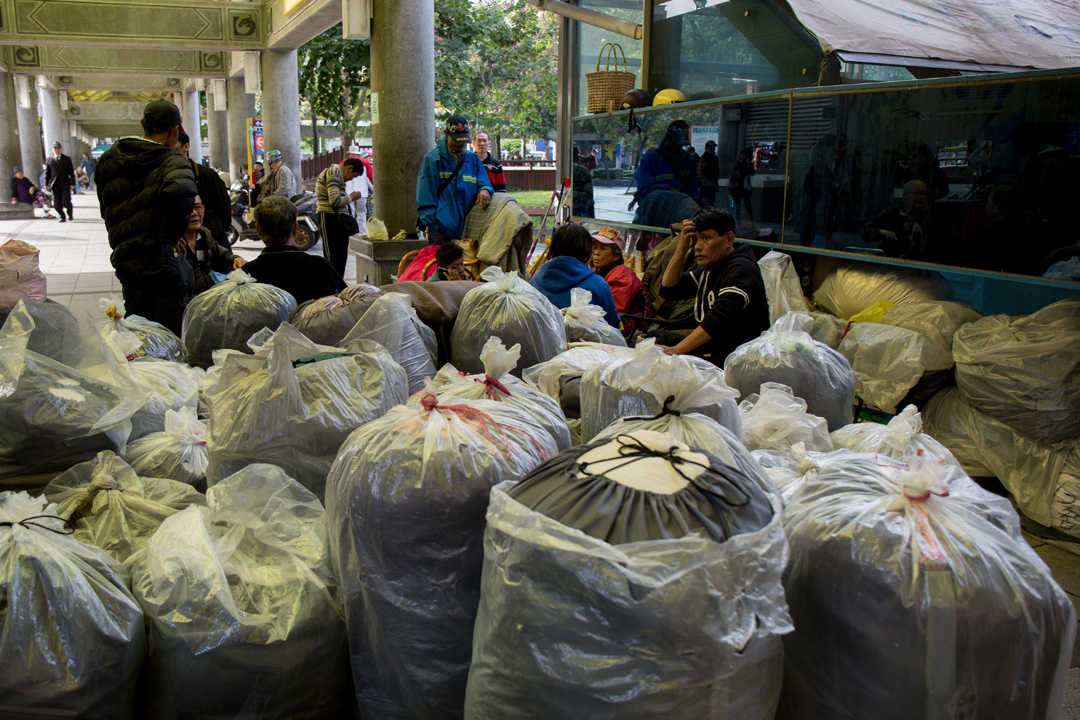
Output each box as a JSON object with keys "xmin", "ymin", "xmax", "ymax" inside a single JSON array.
[
  {"xmin": 227, "ymin": 181, "xmax": 259, "ymax": 246},
  {"xmin": 289, "ymin": 192, "xmax": 321, "ymax": 251}
]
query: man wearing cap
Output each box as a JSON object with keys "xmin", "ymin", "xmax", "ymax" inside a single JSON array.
[
  {"xmin": 45, "ymin": 142, "xmax": 77, "ymax": 222},
  {"xmin": 95, "ymin": 98, "xmax": 197, "ymax": 334},
  {"xmin": 256, "ymin": 149, "xmax": 297, "ymax": 203},
  {"xmin": 589, "ymin": 226, "xmax": 646, "ymax": 315},
  {"xmin": 416, "ymin": 114, "xmax": 492, "ymax": 244},
  {"xmin": 698, "ymin": 140, "xmax": 720, "ymax": 208}
]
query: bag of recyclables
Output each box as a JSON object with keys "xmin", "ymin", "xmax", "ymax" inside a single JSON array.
[
  {"xmin": 98, "ymin": 294, "xmax": 186, "ymax": 362},
  {"xmin": 739, "ymin": 382, "xmax": 833, "ymax": 456},
  {"xmin": 325, "ymin": 385, "xmax": 558, "ymax": 719},
  {"xmin": 879, "ymin": 301, "xmax": 982, "ymax": 372},
  {"xmin": 289, "ymin": 283, "xmax": 384, "ymax": 346},
  {"xmin": 342, "ymin": 291, "xmax": 437, "ymax": 394},
  {"xmin": 126, "ymin": 406, "xmax": 209, "ymax": 489},
  {"xmin": 561, "ymin": 287, "xmax": 626, "ymax": 345},
  {"xmin": 758, "ymin": 250, "xmax": 808, "ymax": 324},
  {"xmin": 838, "ymin": 321, "xmax": 930, "ymax": 411},
  {"xmin": 812, "ymin": 260, "xmax": 953, "ymax": 320},
  {"xmin": 464, "ymin": 430, "xmax": 792, "ymax": 719},
  {"xmin": 131, "ymin": 464, "xmax": 348, "ymax": 720},
  {"xmin": 0, "ymin": 492, "xmax": 145, "ymax": 718},
  {"xmin": 451, "ymin": 266, "xmax": 566, "ymax": 376},
  {"xmin": 830, "ymin": 404, "xmax": 960, "ymax": 468}
]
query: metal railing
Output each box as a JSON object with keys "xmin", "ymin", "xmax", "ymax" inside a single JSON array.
[{"xmin": 301, "ymin": 148, "xmax": 346, "ymax": 181}]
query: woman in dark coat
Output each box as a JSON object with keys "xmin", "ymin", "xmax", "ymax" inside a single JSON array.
[{"xmin": 178, "ymin": 194, "xmax": 245, "ymax": 295}]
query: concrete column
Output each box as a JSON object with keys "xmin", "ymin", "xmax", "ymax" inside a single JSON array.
[
  {"xmin": 371, "ymin": 0, "xmax": 434, "ymax": 235},
  {"xmin": 17, "ymin": 90, "xmax": 42, "ymax": 177},
  {"xmin": 38, "ymin": 83, "xmax": 62, "ymax": 159},
  {"xmin": 227, "ymin": 76, "xmax": 256, "ymax": 183},
  {"xmin": 260, "ymin": 49, "xmax": 302, "ymax": 175},
  {"xmin": 67, "ymin": 122, "xmax": 80, "ymax": 159},
  {"xmin": 206, "ymin": 83, "xmax": 228, "ymax": 170},
  {"xmin": 0, "ymin": 72, "xmax": 20, "ymax": 203},
  {"xmin": 183, "ymin": 88, "xmax": 203, "ymax": 164}
]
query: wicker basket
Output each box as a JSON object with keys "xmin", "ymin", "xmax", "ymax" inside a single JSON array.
[{"xmin": 586, "ymin": 43, "xmax": 636, "ymax": 114}]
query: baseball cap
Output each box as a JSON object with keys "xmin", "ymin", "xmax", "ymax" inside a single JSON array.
[
  {"xmin": 705, "ymin": 140, "xmax": 717, "ymax": 148},
  {"xmin": 265, "ymin": 149, "xmax": 283, "ymax": 163},
  {"xmin": 591, "ymin": 226, "xmax": 624, "ymax": 252},
  {"xmin": 143, "ymin": 99, "xmax": 183, "ymax": 129},
  {"xmin": 52, "ymin": 142, "xmax": 62, "ymax": 148},
  {"xmin": 445, "ymin": 114, "xmax": 471, "ymax": 140}
]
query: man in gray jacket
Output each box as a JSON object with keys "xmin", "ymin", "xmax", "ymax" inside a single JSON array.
[{"xmin": 257, "ymin": 148, "xmax": 297, "ymax": 202}]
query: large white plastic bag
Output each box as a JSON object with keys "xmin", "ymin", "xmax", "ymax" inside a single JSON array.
[
  {"xmin": 778, "ymin": 454, "xmax": 1075, "ymax": 720},
  {"xmin": 131, "ymin": 464, "xmax": 347, "ymax": 720},
  {"xmin": 464, "ymin": 475, "xmax": 792, "ymax": 719},
  {"xmin": 181, "ymin": 268, "xmax": 297, "ymax": 368},
  {"xmin": 812, "ymin": 260, "xmax": 953, "ymax": 319},
  {"xmin": 580, "ymin": 338, "xmax": 741, "ymax": 442},
  {"xmin": 0, "ymin": 239, "xmax": 47, "ymax": 310},
  {"xmin": 838, "ymin": 322, "xmax": 930, "ymax": 411},
  {"xmin": 758, "ymin": 250, "xmax": 808, "ymax": 323},
  {"xmin": 206, "ymin": 323, "xmax": 407, "ymax": 500},
  {"xmin": 879, "ymin": 301, "xmax": 982, "ymax": 372},
  {"xmin": 342, "ymin": 291, "xmax": 436, "ymax": 394},
  {"xmin": 923, "ymin": 388, "xmax": 1080, "ymax": 537},
  {"xmin": 44, "ymin": 450, "xmax": 205, "ymax": 564},
  {"xmin": 740, "ymin": 382, "xmax": 833, "ymax": 455},
  {"xmin": 325, "ymin": 391, "xmax": 558, "ymax": 719},
  {"xmin": 289, "ymin": 283, "xmax": 384, "ymax": 345},
  {"xmin": 561, "ymin": 287, "xmax": 626, "ymax": 345},
  {"xmin": 412, "ymin": 337, "xmax": 572, "ymax": 450},
  {"xmin": 521, "ymin": 341, "xmax": 636, "ymax": 417},
  {"xmin": 952, "ymin": 294, "xmax": 1080, "ymax": 445},
  {"xmin": 126, "ymin": 407, "xmax": 209, "ymax": 488},
  {"xmin": 830, "ymin": 404, "xmax": 960, "ymax": 468},
  {"xmin": 724, "ymin": 312, "xmax": 855, "ymax": 431},
  {"xmin": 127, "ymin": 356, "xmax": 202, "ymax": 441},
  {"xmin": 451, "ymin": 266, "xmax": 566, "ymax": 376},
  {"xmin": 98, "ymin": 294, "xmax": 186, "ymax": 362},
  {"xmin": 0, "ymin": 492, "xmax": 146, "ymax": 719}
]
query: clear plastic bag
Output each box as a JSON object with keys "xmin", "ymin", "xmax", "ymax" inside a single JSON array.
[
  {"xmin": 879, "ymin": 301, "xmax": 982, "ymax": 372},
  {"xmin": 838, "ymin": 321, "xmax": 930, "ymax": 411},
  {"xmin": 740, "ymin": 382, "xmax": 833, "ymax": 455},
  {"xmin": 325, "ymin": 389, "xmax": 559, "ymax": 719},
  {"xmin": 98, "ymin": 294, "xmax": 186, "ymax": 362},
  {"xmin": 131, "ymin": 464, "xmax": 347, "ymax": 720},
  {"xmin": 0, "ymin": 492, "xmax": 145, "ymax": 718},
  {"xmin": 779, "ymin": 453, "xmax": 1075, "ymax": 720},
  {"xmin": 952, "ymin": 294, "xmax": 1080, "ymax": 444},
  {"xmin": 580, "ymin": 338, "xmax": 741, "ymax": 442},
  {"xmin": 0, "ymin": 238, "xmax": 47, "ymax": 310},
  {"xmin": 561, "ymin": 287, "xmax": 626, "ymax": 345},
  {"xmin": 181, "ymin": 268, "xmax": 298, "ymax": 368},
  {"xmin": 521, "ymin": 342, "xmax": 636, "ymax": 414},
  {"xmin": 725, "ymin": 312, "xmax": 855, "ymax": 431},
  {"xmin": 342, "ymin": 291, "xmax": 437, "ymax": 394},
  {"xmin": 812, "ymin": 260, "xmax": 953, "ymax": 319},
  {"xmin": 126, "ymin": 407, "xmax": 210, "ymax": 489},
  {"xmin": 206, "ymin": 323, "xmax": 408, "ymax": 500},
  {"xmin": 451, "ymin": 266, "xmax": 566, "ymax": 376},
  {"xmin": 289, "ymin": 284, "xmax": 384, "ymax": 346},
  {"xmin": 758, "ymin": 250, "xmax": 808, "ymax": 324},
  {"xmin": 830, "ymin": 404, "xmax": 961, "ymax": 469},
  {"xmin": 44, "ymin": 450, "xmax": 205, "ymax": 564},
  {"xmin": 127, "ymin": 356, "xmax": 203, "ymax": 441}
]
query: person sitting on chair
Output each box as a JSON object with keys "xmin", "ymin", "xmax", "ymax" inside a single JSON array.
[
  {"xmin": 589, "ymin": 226, "xmax": 646, "ymax": 316},
  {"xmin": 531, "ymin": 223, "xmax": 619, "ymax": 328},
  {"xmin": 426, "ymin": 242, "xmax": 468, "ymax": 282}
]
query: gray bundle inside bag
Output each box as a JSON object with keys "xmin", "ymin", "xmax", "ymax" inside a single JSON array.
[{"xmin": 289, "ymin": 283, "xmax": 384, "ymax": 346}]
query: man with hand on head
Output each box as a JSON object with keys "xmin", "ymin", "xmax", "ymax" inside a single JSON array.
[{"xmin": 417, "ymin": 113, "xmax": 492, "ymax": 245}]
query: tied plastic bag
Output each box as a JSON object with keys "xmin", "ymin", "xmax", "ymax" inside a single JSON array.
[
  {"xmin": 464, "ymin": 432, "xmax": 792, "ymax": 720},
  {"xmin": 561, "ymin": 287, "xmax": 626, "ymax": 345},
  {"xmin": 413, "ymin": 337, "xmax": 572, "ymax": 450},
  {"xmin": 580, "ymin": 338, "xmax": 741, "ymax": 442},
  {"xmin": 952, "ymin": 294, "xmax": 1080, "ymax": 445},
  {"xmin": 451, "ymin": 266, "xmax": 566, "ymax": 376},
  {"xmin": 126, "ymin": 356, "xmax": 203, "ymax": 441},
  {"xmin": 750, "ymin": 443, "xmax": 857, "ymax": 503},
  {"xmin": 879, "ymin": 301, "xmax": 982, "ymax": 372},
  {"xmin": 125, "ymin": 407, "xmax": 210, "ymax": 489},
  {"xmin": 368, "ymin": 216, "xmax": 389, "ymax": 241},
  {"xmin": 724, "ymin": 312, "xmax": 855, "ymax": 431},
  {"xmin": 289, "ymin": 283, "xmax": 384, "ymax": 346},
  {"xmin": 342, "ymin": 291, "xmax": 437, "ymax": 394},
  {"xmin": 0, "ymin": 238, "xmax": 47, "ymax": 310},
  {"xmin": 44, "ymin": 450, "xmax": 205, "ymax": 564},
  {"xmin": 830, "ymin": 404, "xmax": 961, "ymax": 469},
  {"xmin": 206, "ymin": 323, "xmax": 408, "ymax": 500},
  {"xmin": 0, "ymin": 492, "xmax": 145, "ymax": 718},
  {"xmin": 740, "ymin": 383, "xmax": 833, "ymax": 456},
  {"xmin": 838, "ymin": 322, "xmax": 930, "ymax": 411},
  {"xmin": 325, "ymin": 388, "xmax": 559, "ymax": 720},
  {"xmin": 181, "ymin": 268, "xmax": 297, "ymax": 368},
  {"xmin": 131, "ymin": 464, "xmax": 348, "ymax": 720},
  {"xmin": 812, "ymin": 260, "xmax": 953, "ymax": 319},
  {"xmin": 758, "ymin": 250, "xmax": 808, "ymax": 323},
  {"xmin": 98, "ymin": 294, "xmax": 186, "ymax": 362},
  {"xmin": 522, "ymin": 342, "xmax": 636, "ymax": 412},
  {"xmin": 779, "ymin": 453, "xmax": 1075, "ymax": 720}
]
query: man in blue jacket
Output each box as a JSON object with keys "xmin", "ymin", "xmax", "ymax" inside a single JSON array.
[{"xmin": 416, "ymin": 114, "xmax": 492, "ymax": 244}]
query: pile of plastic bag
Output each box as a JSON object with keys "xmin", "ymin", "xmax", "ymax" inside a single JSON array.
[
  {"xmin": 740, "ymin": 382, "xmax": 833, "ymax": 456},
  {"xmin": 206, "ymin": 323, "xmax": 407, "ymax": 499},
  {"xmin": 830, "ymin": 404, "xmax": 960, "ymax": 470},
  {"xmin": 289, "ymin": 283, "xmax": 384, "ymax": 346},
  {"xmin": 0, "ymin": 492, "xmax": 145, "ymax": 718},
  {"xmin": 812, "ymin": 261, "xmax": 953, "ymax": 319},
  {"xmin": 98, "ymin": 295, "xmax": 186, "ymax": 362},
  {"xmin": 181, "ymin": 269, "xmax": 297, "ymax": 368},
  {"xmin": 325, "ymin": 388, "xmax": 559, "ymax": 719},
  {"xmin": 725, "ymin": 312, "xmax": 855, "ymax": 430},
  {"xmin": 465, "ymin": 430, "xmax": 792, "ymax": 719},
  {"xmin": 758, "ymin": 250, "xmax": 808, "ymax": 323},
  {"xmin": 779, "ymin": 453, "xmax": 1075, "ymax": 720},
  {"xmin": 126, "ymin": 407, "xmax": 210, "ymax": 489},
  {"xmin": 838, "ymin": 322, "xmax": 931, "ymax": 411},
  {"xmin": 451, "ymin": 267, "xmax": 566, "ymax": 376},
  {"xmin": 131, "ymin": 464, "xmax": 347, "ymax": 720},
  {"xmin": 561, "ymin": 287, "xmax": 626, "ymax": 345},
  {"xmin": 126, "ymin": 355, "xmax": 203, "ymax": 441},
  {"xmin": 878, "ymin": 301, "xmax": 982, "ymax": 372},
  {"xmin": 342, "ymin": 291, "xmax": 436, "ymax": 394}
]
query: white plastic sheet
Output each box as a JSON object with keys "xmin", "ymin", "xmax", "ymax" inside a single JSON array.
[
  {"xmin": 98, "ymin": 294, "xmax": 186, "ymax": 362},
  {"xmin": 127, "ymin": 357, "xmax": 202, "ymax": 441},
  {"xmin": 522, "ymin": 342, "xmax": 636, "ymax": 403},
  {"xmin": 0, "ymin": 239, "xmax": 47, "ymax": 310},
  {"xmin": 342, "ymin": 291, "xmax": 437, "ymax": 394},
  {"xmin": 813, "ymin": 261, "xmax": 952, "ymax": 320},
  {"xmin": 838, "ymin": 321, "xmax": 930, "ymax": 410},
  {"xmin": 562, "ymin": 287, "xmax": 626, "ymax": 345},
  {"xmin": 125, "ymin": 407, "xmax": 210, "ymax": 488},
  {"xmin": 740, "ymin": 382, "xmax": 833, "ymax": 455},
  {"xmin": 879, "ymin": 301, "xmax": 982, "ymax": 371},
  {"xmin": 758, "ymin": 250, "xmax": 808, "ymax": 324}
]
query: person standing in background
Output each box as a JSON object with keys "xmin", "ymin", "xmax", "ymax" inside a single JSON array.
[
  {"xmin": 45, "ymin": 142, "xmax": 76, "ymax": 222},
  {"xmin": 474, "ymin": 132, "xmax": 506, "ymax": 193},
  {"xmin": 698, "ymin": 140, "xmax": 720, "ymax": 208},
  {"xmin": 80, "ymin": 152, "xmax": 97, "ymax": 191},
  {"xmin": 316, "ymin": 157, "xmax": 366, "ymax": 277},
  {"xmin": 728, "ymin": 148, "xmax": 755, "ymax": 225}
]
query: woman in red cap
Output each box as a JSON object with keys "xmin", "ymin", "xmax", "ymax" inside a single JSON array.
[{"xmin": 589, "ymin": 226, "xmax": 647, "ymax": 316}]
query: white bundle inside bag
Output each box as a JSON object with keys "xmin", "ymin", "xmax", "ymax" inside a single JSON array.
[
  {"xmin": 879, "ymin": 301, "xmax": 982, "ymax": 372},
  {"xmin": 289, "ymin": 283, "xmax": 384, "ymax": 346},
  {"xmin": 838, "ymin": 321, "xmax": 931, "ymax": 411},
  {"xmin": 98, "ymin": 294, "xmax": 186, "ymax": 362},
  {"xmin": 181, "ymin": 268, "xmax": 297, "ymax": 368},
  {"xmin": 325, "ymin": 384, "xmax": 559, "ymax": 720},
  {"xmin": 812, "ymin": 260, "xmax": 953, "ymax": 319},
  {"xmin": 206, "ymin": 322, "xmax": 408, "ymax": 500},
  {"xmin": 830, "ymin": 404, "xmax": 962, "ymax": 470},
  {"xmin": 580, "ymin": 337, "xmax": 741, "ymax": 442},
  {"xmin": 758, "ymin": 249, "xmax": 809, "ymax": 323},
  {"xmin": 561, "ymin": 287, "xmax": 626, "ymax": 345},
  {"xmin": 126, "ymin": 406, "xmax": 210, "ymax": 489},
  {"xmin": 342, "ymin": 291, "xmax": 437, "ymax": 394},
  {"xmin": 125, "ymin": 355, "xmax": 203, "ymax": 441},
  {"xmin": 412, "ymin": 337, "xmax": 572, "ymax": 450},
  {"xmin": 740, "ymin": 382, "xmax": 833, "ymax": 456},
  {"xmin": 451, "ymin": 266, "xmax": 566, "ymax": 376}
]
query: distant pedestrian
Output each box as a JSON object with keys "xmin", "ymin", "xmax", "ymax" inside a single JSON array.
[
  {"xmin": 45, "ymin": 142, "xmax": 76, "ymax": 222},
  {"xmin": 256, "ymin": 149, "xmax": 297, "ymax": 202},
  {"xmin": 728, "ymin": 149, "xmax": 755, "ymax": 225},
  {"xmin": 698, "ymin": 140, "xmax": 720, "ymax": 208},
  {"xmin": 315, "ymin": 157, "xmax": 366, "ymax": 277},
  {"xmin": 416, "ymin": 113, "xmax": 492, "ymax": 244},
  {"xmin": 474, "ymin": 132, "xmax": 506, "ymax": 193},
  {"xmin": 80, "ymin": 152, "xmax": 96, "ymax": 191}
]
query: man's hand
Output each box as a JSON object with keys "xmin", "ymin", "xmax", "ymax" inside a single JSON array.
[
  {"xmin": 446, "ymin": 267, "xmax": 464, "ymax": 281},
  {"xmin": 656, "ymin": 344, "xmax": 678, "ymax": 356},
  {"xmin": 476, "ymin": 189, "xmax": 491, "ymax": 209},
  {"xmin": 232, "ymin": 257, "xmax": 246, "ymax": 270},
  {"xmin": 29, "ymin": 187, "xmax": 35, "ymax": 195},
  {"xmin": 678, "ymin": 219, "xmax": 696, "ymax": 248},
  {"xmin": 349, "ymin": 191, "xmax": 363, "ymax": 201}
]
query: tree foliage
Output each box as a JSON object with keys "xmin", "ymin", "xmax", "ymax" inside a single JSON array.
[{"xmin": 297, "ymin": 24, "xmax": 371, "ymax": 147}]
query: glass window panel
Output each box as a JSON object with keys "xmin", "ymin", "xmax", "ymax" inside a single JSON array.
[{"xmin": 574, "ymin": 0, "xmax": 643, "ymax": 118}]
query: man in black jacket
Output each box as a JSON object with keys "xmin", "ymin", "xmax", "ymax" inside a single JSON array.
[
  {"xmin": 45, "ymin": 142, "xmax": 76, "ymax": 222},
  {"xmin": 176, "ymin": 130, "xmax": 231, "ymax": 248},
  {"xmin": 658, "ymin": 207, "xmax": 769, "ymax": 364},
  {"xmin": 96, "ymin": 99, "xmax": 197, "ymax": 334}
]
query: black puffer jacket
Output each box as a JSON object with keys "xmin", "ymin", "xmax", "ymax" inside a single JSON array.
[{"xmin": 96, "ymin": 138, "xmax": 197, "ymax": 288}]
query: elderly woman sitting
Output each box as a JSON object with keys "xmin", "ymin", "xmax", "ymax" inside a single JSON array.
[
  {"xmin": 589, "ymin": 226, "xmax": 645, "ymax": 316},
  {"xmin": 178, "ymin": 194, "xmax": 245, "ymax": 295}
]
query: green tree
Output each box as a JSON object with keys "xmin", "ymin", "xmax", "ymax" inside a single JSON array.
[{"xmin": 297, "ymin": 24, "xmax": 371, "ymax": 148}]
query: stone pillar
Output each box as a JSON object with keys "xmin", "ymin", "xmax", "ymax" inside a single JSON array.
[
  {"xmin": 38, "ymin": 83, "xmax": 62, "ymax": 159},
  {"xmin": 0, "ymin": 72, "xmax": 20, "ymax": 203},
  {"xmin": 371, "ymin": 0, "xmax": 434, "ymax": 235},
  {"xmin": 67, "ymin": 122, "xmax": 80, "ymax": 159},
  {"xmin": 260, "ymin": 49, "xmax": 302, "ymax": 176},
  {"xmin": 183, "ymin": 88, "xmax": 203, "ymax": 164},
  {"xmin": 227, "ymin": 76, "xmax": 256, "ymax": 183},
  {"xmin": 17, "ymin": 89, "xmax": 42, "ymax": 177},
  {"xmin": 206, "ymin": 83, "xmax": 229, "ymax": 170}
]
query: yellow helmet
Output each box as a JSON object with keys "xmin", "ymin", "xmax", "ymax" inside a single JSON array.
[{"xmin": 652, "ymin": 88, "xmax": 686, "ymax": 105}]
